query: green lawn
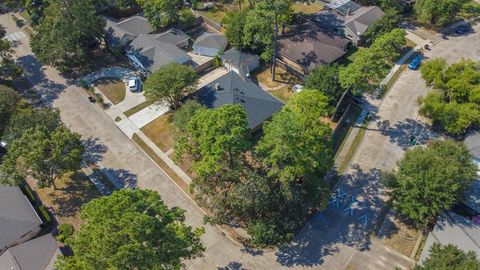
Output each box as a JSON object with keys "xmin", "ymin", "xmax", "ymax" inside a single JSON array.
[
  {"xmin": 268, "ymin": 86, "xmax": 294, "ymax": 103},
  {"xmin": 459, "ymin": 0, "xmax": 480, "ymax": 19},
  {"xmin": 94, "ymin": 77, "xmax": 126, "ymax": 105}
]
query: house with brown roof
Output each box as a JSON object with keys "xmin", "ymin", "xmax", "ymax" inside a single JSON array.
[{"xmin": 277, "ymin": 22, "xmax": 350, "ymax": 76}]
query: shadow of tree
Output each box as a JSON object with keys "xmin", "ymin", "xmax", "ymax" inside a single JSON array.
[
  {"xmin": 100, "ymin": 168, "xmax": 138, "ymax": 189},
  {"xmin": 217, "ymin": 261, "xmax": 246, "ymax": 270},
  {"xmin": 16, "ymin": 54, "xmax": 66, "ymax": 106},
  {"xmin": 82, "ymin": 137, "xmax": 108, "ymax": 165},
  {"xmin": 275, "ymin": 166, "xmax": 386, "ymax": 267},
  {"xmin": 382, "ymin": 118, "xmax": 438, "ymax": 148}
]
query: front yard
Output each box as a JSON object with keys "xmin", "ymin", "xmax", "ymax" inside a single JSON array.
[
  {"xmin": 141, "ymin": 113, "xmax": 175, "ymax": 152},
  {"xmin": 94, "ymin": 77, "xmax": 126, "ymax": 105},
  {"xmin": 292, "ymin": 1, "xmax": 324, "ymax": 14}
]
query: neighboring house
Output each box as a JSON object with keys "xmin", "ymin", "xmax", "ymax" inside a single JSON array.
[
  {"xmin": 0, "ymin": 185, "xmax": 43, "ymax": 253},
  {"xmin": 343, "ymin": 5, "xmax": 384, "ymax": 45},
  {"xmin": 0, "ymin": 234, "xmax": 60, "ymax": 270},
  {"xmin": 193, "ymin": 33, "xmax": 228, "ymax": 57},
  {"xmin": 155, "ymin": 28, "xmax": 190, "ymax": 48},
  {"xmin": 277, "ymin": 22, "xmax": 350, "ymax": 76},
  {"xmin": 327, "ymin": 0, "xmax": 362, "ymax": 16},
  {"xmin": 105, "ymin": 15, "xmax": 154, "ymax": 48},
  {"xmin": 221, "ymin": 48, "xmax": 260, "ymax": 78},
  {"xmin": 127, "ymin": 34, "xmax": 191, "ymax": 74},
  {"xmin": 418, "ymin": 129, "xmax": 480, "ymax": 264},
  {"xmin": 194, "ymin": 71, "xmax": 284, "ymax": 131}
]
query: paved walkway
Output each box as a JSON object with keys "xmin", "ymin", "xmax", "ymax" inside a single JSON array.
[{"xmin": 129, "ymin": 102, "xmax": 169, "ymax": 129}]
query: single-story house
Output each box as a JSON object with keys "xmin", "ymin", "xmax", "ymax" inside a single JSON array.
[
  {"xmin": 193, "ymin": 33, "xmax": 228, "ymax": 57},
  {"xmin": 0, "ymin": 185, "xmax": 43, "ymax": 253},
  {"xmin": 193, "ymin": 71, "xmax": 284, "ymax": 131},
  {"xmin": 154, "ymin": 28, "xmax": 190, "ymax": 48},
  {"xmin": 221, "ymin": 48, "xmax": 260, "ymax": 77},
  {"xmin": 0, "ymin": 233, "xmax": 60, "ymax": 270},
  {"xmin": 105, "ymin": 15, "xmax": 154, "ymax": 48},
  {"xmin": 277, "ymin": 22, "xmax": 350, "ymax": 76},
  {"xmin": 127, "ymin": 34, "xmax": 191, "ymax": 74},
  {"xmin": 418, "ymin": 129, "xmax": 480, "ymax": 264},
  {"xmin": 343, "ymin": 5, "xmax": 384, "ymax": 45}
]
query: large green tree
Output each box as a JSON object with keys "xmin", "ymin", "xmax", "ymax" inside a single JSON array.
[
  {"xmin": 363, "ymin": 8, "xmax": 401, "ymax": 44},
  {"xmin": 0, "ymin": 24, "xmax": 14, "ymax": 80},
  {"xmin": 414, "ymin": 0, "xmax": 463, "ymax": 27},
  {"xmin": 415, "ymin": 243, "xmax": 480, "ymax": 270},
  {"xmin": 222, "ymin": 9, "xmax": 249, "ymax": 49},
  {"xmin": 3, "ymin": 106, "xmax": 62, "ymax": 144},
  {"xmin": 171, "ymin": 100, "xmax": 204, "ymax": 136},
  {"xmin": 304, "ymin": 64, "xmax": 343, "ymax": 107},
  {"xmin": 1, "ymin": 125, "xmax": 84, "ymax": 189},
  {"xmin": 418, "ymin": 59, "xmax": 480, "ymax": 134},
  {"xmin": 136, "ymin": 0, "xmax": 182, "ymax": 28},
  {"xmin": 30, "ymin": 0, "xmax": 105, "ymax": 71},
  {"xmin": 256, "ymin": 89, "xmax": 334, "ymax": 184},
  {"xmin": 144, "ymin": 63, "xmax": 198, "ymax": 110},
  {"xmin": 56, "ymin": 189, "xmax": 205, "ymax": 270},
  {"xmin": 0, "ymin": 85, "xmax": 20, "ymax": 137},
  {"xmin": 175, "ymin": 104, "xmax": 251, "ymax": 178},
  {"xmin": 339, "ymin": 28, "xmax": 406, "ymax": 92},
  {"xmin": 385, "ymin": 140, "xmax": 477, "ymax": 230}
]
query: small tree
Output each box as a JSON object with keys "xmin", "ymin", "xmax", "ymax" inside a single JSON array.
[
  {"xmin": 56, "ymin": 189, "xmax": 205, "ymax": 270},
  {"xmin": 137, "ymin": 0, "xmax": 182, "ymax": 28},
  {"xmin": 1, "ymin": 125, "xmax": 84, "ymax": 189},
  {"xmin": 144, "ymin": 63, "xmax": 198, "ymax": 110},
  {"xmin": 171, "ymin": 100, "xmax": 204, "ymax": 136},
  {"xmin": 385, "ymin": 140, "xmax": 477, "ymax": 230},
  {"xmin": 415, "ymin": 243, "xmax": 480, "ymax": 270},
  {"xmin": 363, "ymin": 8, "xmax": 401, "ymax": 44},
  {"xmin": 414, "ymin": 0, "xmax": 463, "ymax": 28}
]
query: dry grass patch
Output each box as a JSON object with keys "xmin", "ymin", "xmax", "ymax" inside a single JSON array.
[
  {"xmin": 292, "ymin": 1, "xmax": 324, "ymax": 14},
  {"xmin": 141, "ymin": 113, "xmax": 175, "ymax": 152},
  {"xmin": 380, "ymin": 213, "xmax": 420, "ymax": 257},
  {"xmin": 267, "ymin": 86, "xmax": 294, "ymax": 103},
  {"xmin": 254, "ymin": 66, "xmax": 301, "ymax": 89},
  {"xmin": 94, "ymin": 77, "xmax": 126, "ymax": 105},
  {"xmin": 28, "ymin": 171, "xmax": 101, "ymax": 230}
]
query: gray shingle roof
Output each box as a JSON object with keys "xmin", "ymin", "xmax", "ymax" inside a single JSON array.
[
  {"xmin": 0, "ymin": 234, "xmax": 59, "ymax": 270},
  {"xmin": 115, "ymin": 16, "xmax": 154, "ymax": 35},
  {"xmin": 221, "ymin": 48, "xmax": 260, "ymax": 69},
  {"xmin": 278, "ymin": 22, "xmax": 350, "ymax": 73},
  {"xmin": 465, "ymin": 129, "xmax": 480, "ymax": 160},
  {"xmin": 344, "ymin": 6, "xmax": 384, "ymax": 38},
  {"xmin": 193, "ymin": 33, "xmax": 227, "ymax": 50},
  {"xmin": 154, "ymin": 28, "xmax": 189, "ymax": 47},
  {"xmin": 194, "ymin": 71, "xmax": 284, "ymax": 129},
  {"xmin": 128, "ymin": 34, "xmax": 191, "ymax": 73},
  {"xmin": 0, "ymin": 185, "xmax": 42, "ymax": 249}
]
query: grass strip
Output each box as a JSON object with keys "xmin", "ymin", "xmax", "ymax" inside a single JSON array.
[{"xmin": 124, "ymin": 100, "xmax": 155, "ymax": 117}]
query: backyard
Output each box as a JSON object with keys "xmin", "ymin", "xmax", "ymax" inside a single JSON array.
[
  {"xmin": 292, "ymin": 1, "xmax": 324, "ymax": 14},
  {"xmin": 94, "ymin": 77, "xmax": 126, "ymax": 105}
]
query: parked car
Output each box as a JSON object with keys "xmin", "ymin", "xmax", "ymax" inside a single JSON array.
[
  {"xmin": 128, "ymin": 77, "xmax": 141, "ymax": 92},
  {"xmin": 455, "ymin": 24, "xmax": 470, "ymax": 35},
  {"xmin": 408, "ymin": 54, "xmax": 422, "ymax": 70}
]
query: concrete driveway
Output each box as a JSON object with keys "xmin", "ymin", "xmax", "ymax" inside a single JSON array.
[{"xmin": 4, "ymin": 11, "xmax": 480, "ymax": 269}]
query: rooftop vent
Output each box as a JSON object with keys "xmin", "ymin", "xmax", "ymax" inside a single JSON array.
[{"xmin": 214, "ymin": 83, "xmax": 221, "ymax": 91}]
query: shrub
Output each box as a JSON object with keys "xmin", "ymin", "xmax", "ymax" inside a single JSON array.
[
  {"xmin": 79, "ymin": 79, "xmax": 88, "ymax": 89},
  {"xmin": 38, "ymin": 205, "xmax": 51, "ymax": 223},
  {"xmin": 56, "ymin": 223, "xmax": 74, "ymax": 242},
  {"xmin": 20, "ymin": 184, "xmax": 35, "ymax": 203}
]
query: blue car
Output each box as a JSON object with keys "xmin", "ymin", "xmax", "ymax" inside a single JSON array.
[{"xmin": 408, "ymin": 54, "xmax": 422, "ymax": 70}]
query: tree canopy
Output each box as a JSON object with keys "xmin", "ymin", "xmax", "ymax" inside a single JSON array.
[
  {"xmin": 1, "ymin": 125, "xmax": 84, "ymax": 189},
  {"xmin": 143, "ymin": 63, "xmax": 198, "ymax": 110},
  {"xmin": 0, "ymin": 85, "xmax": 21, "ymax": 137},
  {"xmin": 385, "ymin": 140, "xmax": 477, "ymax": 229},
  {"xmin": 136, "ymin": 0, "xmax": 182, "ymax": 28},
  {"xmin": 414, "ymin": 0, "xmax": 464, "ymax": 27},
  {"xmin": 0, "ymin": 24, "xmax": 14, "ymax": 80},
  {"xmin": 339, "ymin": 28, "xmax": 406, "ymax": 92},
  {"xmin": 30, "ymin": 0, "xmax": 105, "ymax": 71},
  {"xmin": 363, "ymin": 8, "xmax": 401, "ymax": 44},
  {"xmin": 171, "ymin": 100, "xmax": 204, "ymax": 136},
  {"xmin": 56, "ymin": 189, "xmax": 205, "ymax": 270},
  {"xmin": 418, "ymin": 59, "xmax": 480, "ymax": 134},
  {"xmin": 174, "ymin": 89, "xmax": 334, "ymax": 246},
  {"xmin": 415, "ymin": 243, "xmax": 480, "ymax": 270},
  {"xmin": 304, "ymin": 64, "xmax": 343, "ymax": 107}
]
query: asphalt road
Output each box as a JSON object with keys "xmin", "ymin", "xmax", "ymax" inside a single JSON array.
[{"xmin": 2, "ymin": 13, "xmax": 479, "ymax": 269}]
